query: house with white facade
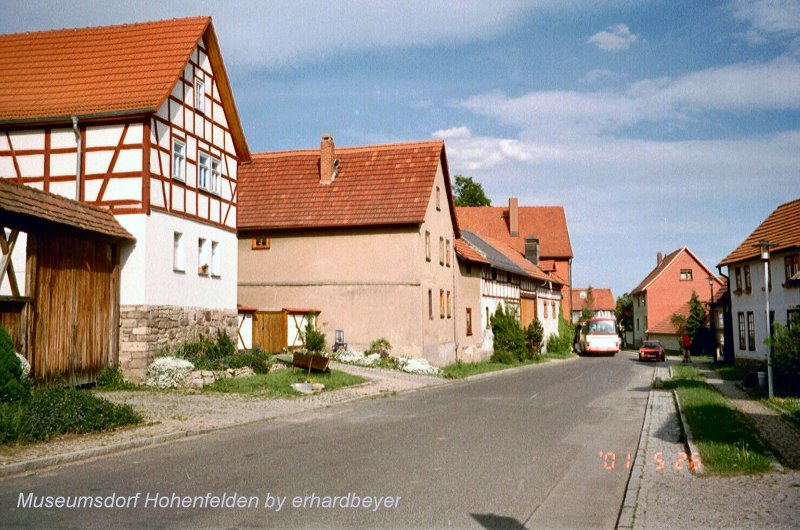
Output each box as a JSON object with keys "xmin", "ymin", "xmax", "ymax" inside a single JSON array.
[
  {"xmin": 0, "ymin": 17, "xmax": 251, "ymax": 380},
  {"xmin": 456, "ymin": 230, "xmax": 563, "ymax": 355},
  {"xmin": 718, "ymin": 198, "xmax": 800, "ymax": 364}
]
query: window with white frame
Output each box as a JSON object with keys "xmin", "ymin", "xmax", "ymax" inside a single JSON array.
[
  {"xmin": 198, "ymin": 153, "xmax": 210, "ymax": 191},
  {"xmin": 172, "ymin": 139, "xmax": 186, "ymax": 181},
  {"xmin": 198, "ymin": 238, "xmax": 209, "ymax": 275},
  {"xmin": 173, "ymin": 232, "xmax": 184, "ymax": 272},
  {"xmin": 211, "ymin": 241, "xmax": 220, "ymax": 276},
  {"xmin": 211, "ymin": 158, "xmax": 221, "ymax": 195},
  {"xmin": 195, "ymin": 78, "xmax": 206, "ymax": 113}
]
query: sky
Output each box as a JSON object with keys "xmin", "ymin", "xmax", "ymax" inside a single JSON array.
[{"xmin": 4, "ymin": 0, "xmax": 799, "ymax": 300}]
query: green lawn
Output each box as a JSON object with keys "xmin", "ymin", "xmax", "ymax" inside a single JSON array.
[
  {"xmin": 664, "ymin": 365, "xmax": 772, "ymax": 474},
  {"xmin": 204, "ymin": 368, "xmax": 366, "ymax": 397},
  {"xmin": 770, "ymin": 397, "xmax": 800, "ymax": 423}
]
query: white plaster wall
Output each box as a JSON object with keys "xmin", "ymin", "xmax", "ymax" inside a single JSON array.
[
  {"xmin": 237, "ymin": 313, "xmax": 253, "ymax": 350},
  {"xmin": 0, "ymin": 229, "xmax": 26, "ymax": 297},
  {"xmin": 727, "ymin": 256, "xmax": 800, "ymax": 361},
  {"xmin": 85, "ymin": 124, "xmax": 123, "ymax": 148}
]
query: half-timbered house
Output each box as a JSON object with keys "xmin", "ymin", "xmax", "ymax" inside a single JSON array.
[{"xmin": 0, "ymin": 17, "xmax": 250, "ymax": 380}]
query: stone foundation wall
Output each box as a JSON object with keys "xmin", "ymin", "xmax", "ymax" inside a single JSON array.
[{"xmin": 119, "ymin": 305, "xmax": 238, "ymax": 383}]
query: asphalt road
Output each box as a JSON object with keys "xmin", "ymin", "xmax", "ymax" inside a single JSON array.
[{"xmin": 2, "ymin": 351, "xmax": 654, "ymax": 529}]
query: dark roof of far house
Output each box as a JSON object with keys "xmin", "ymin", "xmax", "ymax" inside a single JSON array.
[
  {"xmin": 460, "ymin": 230, "xmax": 560, "ymax": 284},
  {"xmin": 0, "ymin": 178, "xmax": 134, "ymax": 240}
]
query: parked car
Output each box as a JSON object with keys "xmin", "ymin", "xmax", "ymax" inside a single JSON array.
[
  {"xmin": 577, "ymin": 318, "xmax": 620, "ymax": 356},
  {"xmin": 638, "ymin": 340, "xmax": 665, "ymax": 362}
]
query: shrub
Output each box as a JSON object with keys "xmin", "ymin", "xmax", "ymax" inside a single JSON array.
[
  {"xmin": 228, "ymin": 350, "xmax": 272, "ymax": 374},
  {"xmin": 0, "ymin": 324, "xmax": 30, "ymax": 404},
  {"xmin": 366, "ymin": 338, "xmax": 392, "ymax": 358},
  {"xmin": 145, "ymin": 357, "xmax": 194, "ymax": 389},
  {"xmin": 546, "ymin": 307, "xmax": 575, "ymax": 354},
  {"xmin": 525, "ymin": 320, "xmax": 544, "ymax": 360},
  {"xmin": 490, "ymin": 304, "xmax": 527, "ymax": 364},
  {"xmin": 769, "ymin": 323, "xmax": 800, "ymax": 396},
  {"xmin": 95, "ymin": 366, "xmax": 137, "ymax": 390},
  {"xmin": 167, "ymin": 329, "xmax": 236, "ymax": 370},
  {"xmin": 301, "ymin": 317, "xmax": 326, "ymax": 354}
]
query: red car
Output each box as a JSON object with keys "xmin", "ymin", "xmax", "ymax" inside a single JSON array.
[{"xmin": 639, "ymin": 340, "xmax": 665, "ymax": 362}]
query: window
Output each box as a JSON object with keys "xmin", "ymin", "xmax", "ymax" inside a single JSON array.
[
  {"xmin": 439, "ymin": 237, "xmax": 444, "ymax": 265},
  {"xmin": 446, "ymin": 291, "xmax": 451, "ymax": 318},
  {"xmin": 466, "ymin": 308, "xmax": 473, "ymax": 336},
  {"xmin": 747, "ymin": 311, "xmax": 755, "ymax": 351},
  {"xmin": 252, "ymin": 235, "xmax": 270, "ymax": 250},
  {"xmin": 211, "ymin": 158, "xmax": 221, "ymax": 195},
  {"xmin": 446, "ymin": 239, "xmax": 451, "ymax": 267},
  {"xmin": 744, "ymin": 265, "xmax": 752, "ymax": 292},
  {"xmin": 636, "ymin": 318, "xmax": 640, "ymax": 331},
  {"xmin": 173, "ymin": 232, "xmax": 184, "ymax": 272},
  {"xmin": 198, "ymin": 238, "xmax": 209, "ymax": 275},
  {"xmin": 172, "ymin": 139, "xmax": 186, "ymax": 181},
  {"xmin": 491, "ymin": 269, "xmax": 497, "ymax": 281},
  {"xmin": 436, "ymin": 186, "xmax": 441, "ymax": 211},
  {"xmin": 506, "ymin": 271, "xmax": 512, "ymax": 283},
  {"xmin": 428, "ymin": 289, "xmax": 433, "ymax": 320},
  {"xmin": 195, "ymin": 78, "xmax": 206, "ymax": 113},
  {"xmin": 544, "ymin": 301, "xmax": 549, "ymax": 319},
  {"xmin": 198, "ymin": 153, "xmax": 210, "ymax": 191},
  {"xmin": 735, "ymin": 267, "xmax": 742, "ymax": 292},
  {"xmin": 440, "ymin": 290, "xmax": 445, "ymax": 319},
  {"xmin": 210, "ymin": 241, "xmax": 220, "ymax": 277},
  {"xmin": 680, "ymin": 269, "xmax": 693, "ymax": 281},
  {"xmin": 788, "ymin": 309, "xmax": 800, "ymax": 330},
  {"xmin": 425, "ymin": 231, "xmax": 431, "ymax": 262},
  {"xmin": 785, "ymin": 254, "xmax": 799, "ymax": 283},
  {"xmin": 486, "ymin": 307, "xmax": 490, "ymax": 329}
]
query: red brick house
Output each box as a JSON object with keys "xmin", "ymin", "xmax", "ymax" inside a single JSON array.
[
  {"xmin": 631, "ymin": 247, "xmax": 724, "ymax": 351},
  {"xmin": 456, "ymin": 198, "xmax": 573, "ymax": 319}
]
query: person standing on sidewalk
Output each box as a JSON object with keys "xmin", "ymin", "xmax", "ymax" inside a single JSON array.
[{"xmin": 682, "ymin": 333, "xmax": 692, "ymax": 364}]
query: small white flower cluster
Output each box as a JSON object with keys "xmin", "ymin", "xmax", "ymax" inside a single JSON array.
[
  {"xmin": 145, "ymin": 356, "xmax": 195, "ymax": 389},
  {"xmin": 333, "ymin": 348, "xmax": 381, "ymax": 367},
  {"xmin": 15, "ymin": 352, "xmax": 31, "ymax": 379},
  {"xmin": 396, "ymin": 357, "xmax": 442, "ymax": 377}
]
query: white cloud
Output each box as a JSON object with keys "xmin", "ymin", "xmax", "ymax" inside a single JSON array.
[
  {"xmin": 587, "ymin": 23, "xmax": 638, "ymax": 51},
  {"xmin": 729, "ymin": 0, "xmax": 800, "ymax": 43},
  {"xmin": 432, "ymin": 126, "xmax": 472, "ymax": 140}
]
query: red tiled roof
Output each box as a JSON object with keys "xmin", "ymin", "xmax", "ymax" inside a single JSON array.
[
  {"xmin": 718, "ymin": 198, "xmax": 800, "ymax": 266},
  {"xmin": 0, "ymin": 17, "xmax": 249, "ymax": 161},
  {"xmin": 0, "ymin": 178, "xmax": 133, "ymax": 240},
  {"xmin": 572, "ymin": 288, "xmax": 615, "ymax": 312},
  {"xmin": 456, "ymin": 205, "xmax": 573, "ymax": 259},
  {"xmin": 648, "ymin": 302, "xmax": 689, "ymax": 335},
  {"xmin": 455, "ymin": 238, "xmax": 490, "ymax": 265},
  {"xmin": 238, "ymin": 140, "xmax": 457, "ymax": 231}
]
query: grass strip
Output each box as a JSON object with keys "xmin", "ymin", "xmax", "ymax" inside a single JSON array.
[
  {"xmin": 769, "ymin": 397, "xmax": 800, "ymax": 423},
  {"xmin": 664, "ymin": 365, "xmax": 772, "ymax": 474},
  {"xmin": 442, "ymin": 351, "xmax": 576, "ymax": 380},
  {"xmin": 204, "ymin": 369, "xmax": 366, "ymax": 397}
]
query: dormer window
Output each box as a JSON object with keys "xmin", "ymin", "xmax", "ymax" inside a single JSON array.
[
  {"xmin": 680, "ymin": 269, "xmax": 693, "ymax": 281},
  {"xmin": 195, "ymin": 78, "xmax": 206, "ymax": 113}
]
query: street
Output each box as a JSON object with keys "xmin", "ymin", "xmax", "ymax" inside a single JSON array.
[{"xmin": 2, "ymin": 353, "xmax": 654, "ymax": 529}]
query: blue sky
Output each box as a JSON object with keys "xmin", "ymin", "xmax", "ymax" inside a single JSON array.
[{"xmin": 4, "ymin": 0, "xmax": 799, "ymax": 299}]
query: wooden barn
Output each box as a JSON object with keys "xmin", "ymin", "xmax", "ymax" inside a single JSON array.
[{"xmin": 0, "ymin": 179, "xmax": 134, "ymax": 385}]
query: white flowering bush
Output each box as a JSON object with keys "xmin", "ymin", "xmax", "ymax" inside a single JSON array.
[
  {"xmin": 15, "ymin": 352, "xmax": 31, "ymax": 379},
  {"xmin": 333, "ymin": 348, "xmax": 381, "ymax": 367},
  {"xmin": 145, "ymin": 356, "xmax": 195, "ymax": 389},
  {"xmin": 396, "ymin": 357, "xmax": 442, "ymax": 377}
]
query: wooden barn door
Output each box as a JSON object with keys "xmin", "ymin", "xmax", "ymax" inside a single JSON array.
[{"xmin": 520, "ymin": 296, "xmax": 537, "ymax": 328}]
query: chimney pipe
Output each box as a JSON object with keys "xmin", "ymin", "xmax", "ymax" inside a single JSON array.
[
  {"xmin": 508, "ymin": 197, "xmax": 519, "ymax": 237},
  {"xmin": 657, "ymin": 251, "xmax": 663, "ymax": 266},
  {"xmin": 320, "ymin": 133, "xmax": 336, "ymax": 185},
  {"xmin": 525, "ymin": 236, "xmax": 540, "ymax": 266}
]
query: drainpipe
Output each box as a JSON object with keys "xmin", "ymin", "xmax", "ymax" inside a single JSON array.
[{"xmin": 71, "ymin": 116, "xmax": 82, "ymax": 201}]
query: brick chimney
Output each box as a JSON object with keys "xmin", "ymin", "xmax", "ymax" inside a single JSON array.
[
  {"xmin": 525, "ymin": 236, "xmax": 540, "ymax": 266},
  {"xmin": 508, "ymin": 197, "xmax": 519, "ymax": 237},
  {"xmin": 657, "ymin": 251, "xmax": 663, "ymax": 266},
  {"xmin": 320, "ymin": 133, "xmax": 336, "ymax": 185}
]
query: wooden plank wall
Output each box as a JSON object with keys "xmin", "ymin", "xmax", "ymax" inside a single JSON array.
[
  {"xmin": 26, "ymin": 232, "xmax": 119, "ymax": 385},
  {"xmin": 0, "ymin": 299, "xmax": 25, "ymax": 351},
  {"xmin": 252, "ymin": 311, "xmax": 287, "ymax": 353}
]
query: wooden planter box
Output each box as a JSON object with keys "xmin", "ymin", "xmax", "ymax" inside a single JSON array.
[{"xmin": 292, "ymin": 352, "xmax": 330, "ymax": 373}]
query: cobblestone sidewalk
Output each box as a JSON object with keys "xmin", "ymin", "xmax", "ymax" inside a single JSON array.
[
  {"xmin": 0, "ymin": 362, "xmax": 446, "ymax": 477},
  {"xmin": 621, "ymin": 361, "xmax": 800, "ymax": 529}
]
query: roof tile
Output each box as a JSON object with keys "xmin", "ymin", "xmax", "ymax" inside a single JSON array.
[{"xmin": 718, "ymin": 198, "xmax": 800, "ymax": 266}]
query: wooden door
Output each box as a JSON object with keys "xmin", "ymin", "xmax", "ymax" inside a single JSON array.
[
  {"xmin": 520, "ymin": 296, "xmax": 537, "ymax": 328},
  {"xmin": 252, "ymin": 311, "xmax": 286, "ymax": 353}
]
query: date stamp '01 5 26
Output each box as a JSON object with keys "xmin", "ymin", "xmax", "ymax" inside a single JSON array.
[{"xmin": 598, "ymin": 451, "xmax": 703, "ymax": 473}]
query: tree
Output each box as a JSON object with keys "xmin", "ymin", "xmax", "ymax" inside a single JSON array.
[
  {"xmin": 615, "ymin": 292, "xmax": 633, "ymax": 332},
  {"xmin": 490, "ymin": 303, "xmax": 526, "ymax": 364},
  {"xmin": 453, "ymin": 175, "xmax": 491, "ymax": 207},
  {"xmin": 671, "ymin": 291, "xmax": 714, "ymax": 355},
  {"xmin": 686, "ymin": 291, "xmax": 707, "ymax": 338},
  {"xmin": 580, "ymin": 286, "xmax": 596, "ymax": 322}
]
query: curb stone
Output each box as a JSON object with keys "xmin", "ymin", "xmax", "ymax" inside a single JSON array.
[{"xmin": 672, "ymin": 389, "xmax": 703, "ymax": 474}]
